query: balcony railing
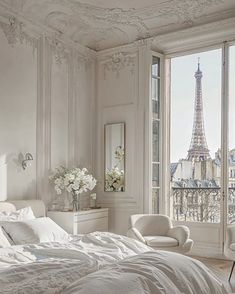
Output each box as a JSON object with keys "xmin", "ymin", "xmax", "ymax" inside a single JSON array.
[{"xmin": 172, "ymin": 187, "xmax": 235, "ymax": 223}]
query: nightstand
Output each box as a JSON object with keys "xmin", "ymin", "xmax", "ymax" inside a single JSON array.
[{"xmin": 47, "ymin": 208, "xmax": 108, "ymax": 234}]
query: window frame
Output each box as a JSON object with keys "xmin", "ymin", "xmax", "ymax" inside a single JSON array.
[
  {"xmin": 156, "ymin": 40, "xmax": 235, "ymax": 252},
  {"xmin": 148, "ymin": 51, "xmax": 168, "ymax": 214},
  {"xmin": 150, "ymin": 39, "xmax": 235, "ymax": 217}
]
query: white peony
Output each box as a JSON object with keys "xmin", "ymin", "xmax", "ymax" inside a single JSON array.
[
  {"xmin": 50, "ymin": 166, "xmax": 97, "ymax": 196},
  {"xmin": 105, "ymin": 167, "xmax": 124, "ymax": 192}
]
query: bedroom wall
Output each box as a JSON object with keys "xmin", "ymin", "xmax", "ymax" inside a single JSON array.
[
  {"xmin": 49, "ymin": 54, "xmax": 96, "ymax": 208},
  {"xmin": 0, "ymin": 30, "xmax": 37, "ymax": 201},
  {"xmin": 96, "ymin": 42, "xmax": 150, "ymax": 234},
  {"xmin": 0, "ymin": 24, "xmax": 96, "ymax": 207},
  {"xmin": 51, "ymin": 60, "xmax": 68, "ymax": 170},
  {"xmin": 0, "ymin": 13, "xmax": 148, "ymax": 229}
]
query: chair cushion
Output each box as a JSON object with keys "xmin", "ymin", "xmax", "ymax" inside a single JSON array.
[
  {"xmin": 230, "ymin": 243, "xmax": 235, "ymax": 251},
  {"xmin": 144, "ymin": 236, "xmax": 178, "ymax": 247}
]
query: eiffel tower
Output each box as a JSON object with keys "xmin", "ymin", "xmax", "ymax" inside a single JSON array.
[{"xmin": 187, "ymin": 59, "xmax": 211, "ymax": 162}]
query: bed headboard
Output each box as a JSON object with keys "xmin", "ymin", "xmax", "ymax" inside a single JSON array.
[{"xmin": 0, "ymin": 200, "xmax": 46, "ymax": 218}]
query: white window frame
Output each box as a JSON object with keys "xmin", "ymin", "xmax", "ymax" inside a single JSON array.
[
  {"xmin": 147, "ymin": 51, "xmax": 167, "ymax": 214},
  {"xmin": 158, "ymin": 40, "xmax": 235, "ymax": 254}
]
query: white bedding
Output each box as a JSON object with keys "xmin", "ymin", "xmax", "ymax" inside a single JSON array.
[{"xmin": 0, "ymin": 232, "xmax": 227, "ymax": 294}]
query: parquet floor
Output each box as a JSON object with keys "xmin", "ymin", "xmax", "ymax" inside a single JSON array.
[{"xmin": 193, "ymin": 256, "xmax": 235, "ymax": 293}]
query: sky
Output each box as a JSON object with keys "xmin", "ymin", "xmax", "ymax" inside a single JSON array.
[{"xmin": 170, "ymin": 46, "xmax": 235, "ymax": 163}]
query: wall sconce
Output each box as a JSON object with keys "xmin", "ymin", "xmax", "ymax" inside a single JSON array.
[{"xmin": 22, "ymin": 153, "xmax": 33, "ymax": 170}]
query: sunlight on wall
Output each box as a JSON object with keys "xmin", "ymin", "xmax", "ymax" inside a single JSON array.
[
  {"xmin": 0, "ymin": 30, "xmax": 37, "ymax": 200},
  {"xmin": 0, "ymin": 154, "xmax": 7, "ymax": 200}
]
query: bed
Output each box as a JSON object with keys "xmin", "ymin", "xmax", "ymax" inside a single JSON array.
[{"xmin": 0, "ymin": 200, "xmax": 228, "ymax": 294}]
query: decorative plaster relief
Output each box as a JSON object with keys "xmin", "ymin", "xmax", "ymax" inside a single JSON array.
[
  {"xmin": 0, "ymin": 17, "xmax": 37, "ymax": 50},
  {"xmin": 49, "ymin": 34, "xmax": 68, "ymax": 64},
  {"xmin": 43, "ymin": 0, "xmax": 226, "ymax": 49},
  {"xmin": 0, "ymin": 14, "xmax": 92, "ymax": 64},
  {"xmin": 0, "ymin": 0, "xmax": 228, "ymax": 50},
  {"xmin": 103, "ymin": 52, "xmax": 135, "ymax": 79},
  {"xmin": 0, "ymin": 16, "xmax": 70, "ymax": 64},
  {"xmin": 157, "ymin": 0, "xmax": 224, "ymax": 25}
]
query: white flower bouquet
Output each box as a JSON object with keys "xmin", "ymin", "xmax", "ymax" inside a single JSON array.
[
  {"xmin": 105, "ymin": 166, "xmax": 124, "ymax": 192},
  {"xmin": 50, "ymin": 166, "xmax": 97, "ymax": 211}
]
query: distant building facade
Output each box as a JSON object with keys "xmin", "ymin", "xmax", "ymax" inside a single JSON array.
[{"xmin": 171, "ymin": 61, "xmax": 235, "ymax": 188}]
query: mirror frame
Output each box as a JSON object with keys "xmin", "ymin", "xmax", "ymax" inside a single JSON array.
[{"xmin": 104, "ymin": 122, "xmax": 126, "ymax": 192}]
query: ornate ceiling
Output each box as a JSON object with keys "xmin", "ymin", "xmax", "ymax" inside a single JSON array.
[{"xmin": 0, "ymin": 0, "xmax": 235, "ymax": 51}]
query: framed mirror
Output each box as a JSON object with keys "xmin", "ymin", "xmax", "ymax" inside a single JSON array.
[{"xmin": 104, "ymin": 123, "xmax": 125, "ymax": 192}]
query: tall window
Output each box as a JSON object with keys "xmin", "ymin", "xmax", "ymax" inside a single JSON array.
[
  {"xmin": 152, "ymin": 56, "xmax": 160, "ymax": 213},
  {"xmin": 228, "ymin": 45, "xmax": 235, "ymax": 223},
  {"xmin": 170, "ymin": 49, "xmax": 221, "ymax": 222}
]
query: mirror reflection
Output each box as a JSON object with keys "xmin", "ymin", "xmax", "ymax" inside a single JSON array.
[{"xmin": 105, "ymin": 123, "xmax": 125, "ymax": 192}]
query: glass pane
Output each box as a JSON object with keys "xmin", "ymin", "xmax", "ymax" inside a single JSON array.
[
  {"xmin": 152, "ymin": 55, "xmax": 160, "ymax": 214},
  {"xmin": 170, "ymin": 49, "xmax": 221, "ymax": 223},
  {"xmin": 151, "ymin": 78, "xmax": 159, "ymax": 100},
  {"xmin": 152, "ymin": 56, "xmax": 160, "ymax": 77},
  {"xmin": 152, "ymin": 163, "xmax": 159, "ymax": 187},
  {"xmin": 152, "ymin": 100, "xmax": 159, "ymax": 119},
  {"xmin": 152, "ymin": 188, "xmax": 159, "ymax": 214},
  {"xmin": 229, "ymin": 45, "xmax": 235, "ymax": 223},
  {"xmin": 152, "ymin": 120, "xmax": 159, "ymax": 162}
]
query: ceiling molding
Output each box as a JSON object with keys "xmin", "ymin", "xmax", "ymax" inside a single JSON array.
[
  {"xmin": 0, "ymin": 0, "xmax": 234, "ymax": 51},
  {"xmin": 152, "ymin": 16, "xmax": 235, "ymax": 56},
  {"xmin": 0, "ymin": 1, "xmax": 96, "ymax": 60}
]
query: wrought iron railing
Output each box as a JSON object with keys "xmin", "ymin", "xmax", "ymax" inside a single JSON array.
[{"xmin": 172, "ymin": 187, "xmax": 235, "ymax": 223}]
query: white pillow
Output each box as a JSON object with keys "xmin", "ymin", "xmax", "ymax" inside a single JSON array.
[
  {"xmin": 0, "ymin": 207, "xmax": 35, "ymax": 221},
  {"xmin": 2, "ymin": 217, "xmax": 69, "ymax": 245},
  {"xmin": 0, "ymin": 227, "xmax": 11, "ymax": 248}
]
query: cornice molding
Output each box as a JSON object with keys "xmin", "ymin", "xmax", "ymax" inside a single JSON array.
[{"xmin": 152, "ymin": 16, "xmax": 235, "ymax": 55}]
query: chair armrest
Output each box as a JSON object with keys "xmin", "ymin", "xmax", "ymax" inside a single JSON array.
[
  {"xmin": 167, "ymin": 225, "xmax": 190, "ymax": 246},
  {"xmin": 127, "ymin": 228, "xmax": 146, "ymax": 244},
  {"xmin": 225, "ymin": 224, "xmax": 235, "ymax": 249}
]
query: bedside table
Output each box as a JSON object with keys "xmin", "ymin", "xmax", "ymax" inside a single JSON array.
[{"xmin": 47, "ymin": 208, "xmax": 108, "ymax": 234}]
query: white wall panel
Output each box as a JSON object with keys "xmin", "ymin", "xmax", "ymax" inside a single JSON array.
[
  {"xmin": 173, "ymin": 220, "xmax": 222, "ymax": 257},
  {"xmin": 0, "ymin": 27, "xmax": 96, "ymax": 207},
  {"xmin": 0, "ymin": 30, "xmax": 37, "ymax": 200},
  {"xmin": 51, "ymin": 60, "xmax": 68, "ymax": 170},
  {"xmin": 96, "ymin": 45, "xmax": 148, "ymax": 234}
]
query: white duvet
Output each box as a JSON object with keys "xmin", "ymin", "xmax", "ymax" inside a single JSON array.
[{"xmin": 0, "ymin": 232, "xmax": 227, "ymax": 294}]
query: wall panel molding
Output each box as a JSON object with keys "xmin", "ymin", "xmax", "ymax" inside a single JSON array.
[
  {"xmin": 67, "ymin": 49, "xmax": 77, "ymax": 167},
  {"xmin": 96, "ymin": 50, "xmax": 145, "ymax": 232},
  {"xmin": 36, "ymin": 36, "xmax": 52, "ymax": 204}
]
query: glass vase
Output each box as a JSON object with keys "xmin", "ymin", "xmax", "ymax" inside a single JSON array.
[{"xmin": 71, "ymin": 192, "xmax": 80, "ymax": 211}]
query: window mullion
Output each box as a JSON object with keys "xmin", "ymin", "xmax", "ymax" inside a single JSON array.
[{"xmin": 221, "ymin": 42, "xmax": 229, "ymax": 251}]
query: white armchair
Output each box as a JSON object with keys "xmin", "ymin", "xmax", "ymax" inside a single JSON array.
[
  {"xmin": 127, "ymin": 214, "xmax": 193, "ymax": 253},
  {"xmin": 224, "ymin": 224, "xmax": 235, "ymax": 281}
]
